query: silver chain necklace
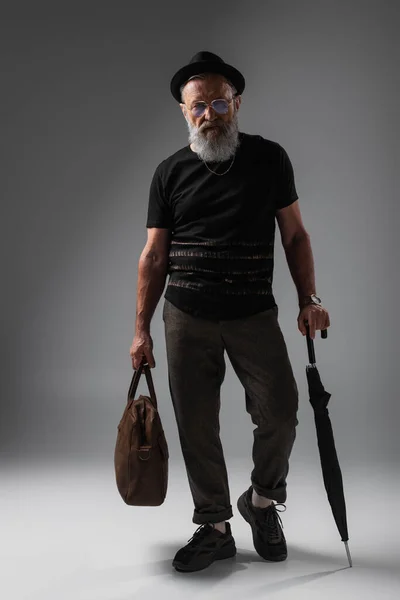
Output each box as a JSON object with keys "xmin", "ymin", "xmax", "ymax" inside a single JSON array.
[{"xmin": 202, "ymin": 153, "xmax": 235, "ymax": 175}]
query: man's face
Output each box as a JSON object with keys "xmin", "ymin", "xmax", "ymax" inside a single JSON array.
[{"xmin": 180, "ymin": 73, "xmax": 242, "ymax": 163}]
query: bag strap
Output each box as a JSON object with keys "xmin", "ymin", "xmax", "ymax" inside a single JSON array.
[{"xmin": 127, "ymin": 361, "xmax": 158, "ymax": 409}]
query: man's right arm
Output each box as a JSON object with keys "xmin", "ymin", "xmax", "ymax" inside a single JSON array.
[{"xmin": 134, "ymin": 227, "xmax": 171, "ymax": 335}]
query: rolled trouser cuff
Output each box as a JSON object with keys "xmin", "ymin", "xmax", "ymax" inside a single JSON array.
[
  {"xmin": 192, "ymin": 505, "xmax": 233, "ymax": 525},
  {"xmin": 251, "ymin": 481, "xmax": 287, "ymax": 504}
]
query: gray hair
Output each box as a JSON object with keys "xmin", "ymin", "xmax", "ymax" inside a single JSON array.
[{"xmin": 180, "ymin": 73, "xmax": 238, "ymax": 104}]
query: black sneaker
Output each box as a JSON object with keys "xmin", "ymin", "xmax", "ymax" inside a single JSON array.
[
  {"xmin": 172, "ymin": 521, "xmax": 236, "ymax": 572},
  {"xmin": 237, "ymin": 486, "xmax": 287, "ymax": 561}
]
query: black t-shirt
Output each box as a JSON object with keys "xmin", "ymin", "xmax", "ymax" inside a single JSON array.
[{"xmin": 146, "ymin": 131, "xmax": 298, "ymax": 321}]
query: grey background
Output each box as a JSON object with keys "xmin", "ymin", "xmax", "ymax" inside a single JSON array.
[{"xmin": 1, "ymin": 0, "xmax": 399, "ymax": 471}]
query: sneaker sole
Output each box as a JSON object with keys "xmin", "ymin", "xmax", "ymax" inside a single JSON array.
[
  {"xmin": 172, "ymin": 541, "xmax": 237, "ymax": 572},
  {"xmin": 237, "ymin": 492, "xmax": 287, "ymax": 562}
]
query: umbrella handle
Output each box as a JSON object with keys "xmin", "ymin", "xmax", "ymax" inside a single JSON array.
[{"xmin": 305, "ymin": 321, "xmax": 328, "ymax": 365}]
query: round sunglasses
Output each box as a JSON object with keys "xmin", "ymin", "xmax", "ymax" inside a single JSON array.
[{"xmin": 189, "ymin": 97, "xmax": 235, "ymax": 118}]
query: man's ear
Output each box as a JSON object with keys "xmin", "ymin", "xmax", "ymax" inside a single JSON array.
[{"xmin": 180, "ymin": 103, "xmax": 188, "ymax": 121}]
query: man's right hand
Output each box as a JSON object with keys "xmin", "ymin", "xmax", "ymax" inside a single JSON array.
[{"xmin": 129, "ymin": 331, "xmax": 156, "ymax": 370}]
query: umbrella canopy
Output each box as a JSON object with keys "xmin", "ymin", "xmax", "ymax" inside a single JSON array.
[{"xmin": 305, "ymin": 322, "xmax": 352, "ymax": 567}]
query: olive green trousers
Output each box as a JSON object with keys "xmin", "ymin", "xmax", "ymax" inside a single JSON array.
[{"xmin": 162, "ymin": 298, "xmax": 299, "ymax": 524}]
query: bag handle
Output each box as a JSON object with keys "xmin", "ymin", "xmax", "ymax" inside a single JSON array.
[{"xmin": 127, "ymin": 360, "xmax": 158, "ymax": 409}]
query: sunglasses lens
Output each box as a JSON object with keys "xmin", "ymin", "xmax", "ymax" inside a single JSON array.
[
  {"xmin": 192, "ymin": 105, "xmax": 205, "ymax": 117},
  {"xmin": 212, "ymin": 100, "xmax": 229, "ymax": 114}
]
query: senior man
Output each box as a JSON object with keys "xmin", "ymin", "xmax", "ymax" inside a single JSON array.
[{"xmin": 130, "ymin": 51, "xmax": 330, "ymax": 573}]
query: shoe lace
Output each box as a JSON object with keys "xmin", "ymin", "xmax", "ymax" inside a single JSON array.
[
  {"xmin": 258, "ymin": 502, "xmax": 286, "ymax": 542},
  {"xmin": 186, "ymin": 523, "xmax": 214, "ymax": 546}
]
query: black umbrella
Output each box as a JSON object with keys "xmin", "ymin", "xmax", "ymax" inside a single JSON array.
[{"xmin": 305, "ymin": 321, "xmax": 353, "ymax": 567}]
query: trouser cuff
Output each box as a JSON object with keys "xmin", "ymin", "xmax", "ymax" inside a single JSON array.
[
  {"xmin": 251, "ymin": 482, "xmax": 287, "ymax": 504},
  {"xmin": 192, "ymin": 505, "xmax": 233, "ymax": 525}
]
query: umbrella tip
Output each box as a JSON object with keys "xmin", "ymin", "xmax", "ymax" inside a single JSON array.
[{"xmin": 344, "ymin": 540, "xmax": 353, "ymax": 567}]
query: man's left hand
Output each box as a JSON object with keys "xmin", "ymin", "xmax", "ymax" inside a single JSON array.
[{"xmin": 298, "ymin": 304, "xmax": 330, "ymax": 339}]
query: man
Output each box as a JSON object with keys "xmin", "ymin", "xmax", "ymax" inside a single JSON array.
[{"xmin": 130, "ymin": 51, "xmax": 330, "ymax": 573}]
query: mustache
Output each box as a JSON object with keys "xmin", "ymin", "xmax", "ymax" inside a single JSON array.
[{"xmin": 201, "ymin": 123, "xmax": 223, "ymax": 131}]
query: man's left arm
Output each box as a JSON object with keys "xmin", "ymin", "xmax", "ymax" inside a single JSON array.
[
  {"xmin": 283, "ymin": 232, "xmax": 317, "ymax": 309},
  {"xmin": 276, "ymin": 200, "xmax": 330, "ymax": 337}
]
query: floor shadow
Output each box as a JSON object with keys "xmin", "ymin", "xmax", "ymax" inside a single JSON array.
[
  {"xmin": 152, "ymin": 540, "xmax": 350, "ymax": 573},
  {"xmin": 30, "ymin": 540, "xmax": 395, "ymax": 600},
  {"xmin": 110, "ymin": 542, "xmax": 349, "ymax": 600}
]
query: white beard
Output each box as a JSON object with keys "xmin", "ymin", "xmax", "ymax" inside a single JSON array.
[{"xmin": 186, "ymin": 108, "xmax": 241, "ymax": 163}]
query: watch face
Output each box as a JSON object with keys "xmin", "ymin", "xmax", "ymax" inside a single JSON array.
[{"xmin": 312, "ymin": 294, "xmax": 321, "ymax": 304}]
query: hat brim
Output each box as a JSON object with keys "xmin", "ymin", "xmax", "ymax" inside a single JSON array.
[{"xmin": 170, "ymin": 61, "xmax": 245, "ymax": 103}]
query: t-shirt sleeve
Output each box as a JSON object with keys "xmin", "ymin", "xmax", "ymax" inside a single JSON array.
[
  {"xmin": 275, "ymin": 145, "xmax": 299, "ymax": 210},
  {"xmin": 146, "ymin": 163, "xmax": 173, "ymax": 228}
]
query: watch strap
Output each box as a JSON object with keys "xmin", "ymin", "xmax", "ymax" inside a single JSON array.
[{"xmin": 300, "ymin": 294, "xmax": 322, "ymax": 308}]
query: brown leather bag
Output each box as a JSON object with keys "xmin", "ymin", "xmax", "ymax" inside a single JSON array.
[{"xmin": 114, "ymin": 362, "xmax": 169, "ymax": 506}]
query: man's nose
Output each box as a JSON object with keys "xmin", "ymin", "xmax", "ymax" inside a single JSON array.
[{"xmin": 204, "ymin": 104, "xmax": 218, "ymax": 119}]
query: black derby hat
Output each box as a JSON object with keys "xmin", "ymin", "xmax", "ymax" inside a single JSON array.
[{"xmin": 170, "ymin": 51, "xmax": 245, "ymax": 103}]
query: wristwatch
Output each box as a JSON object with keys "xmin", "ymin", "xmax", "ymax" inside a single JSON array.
[{"xmin": 300, "ymin": 294, "xmax": 322, "ymax": 308}]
